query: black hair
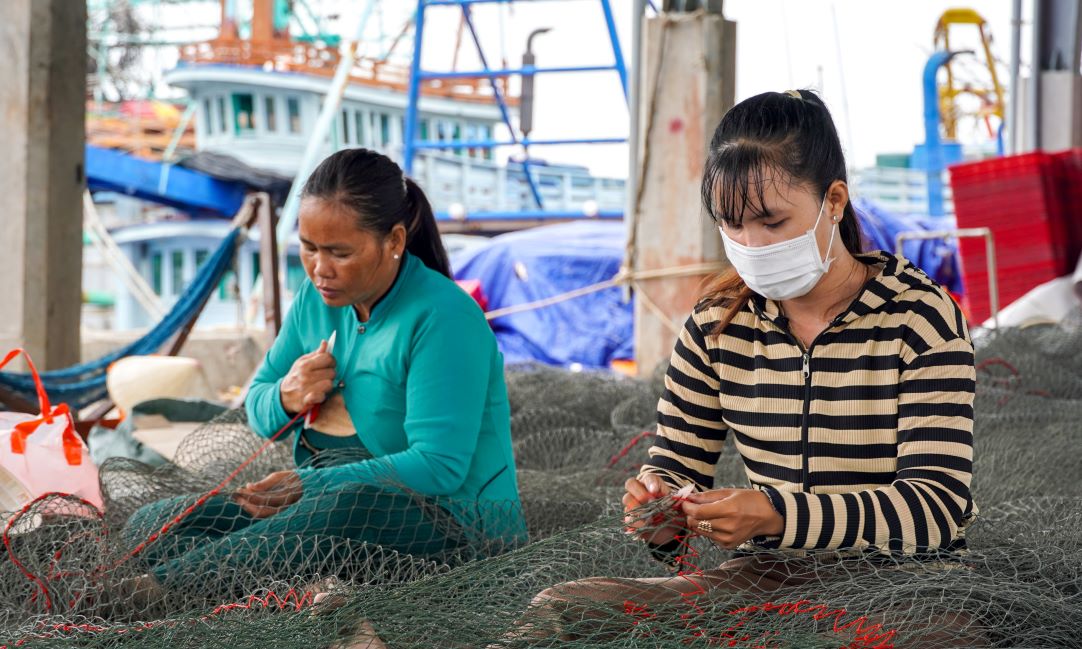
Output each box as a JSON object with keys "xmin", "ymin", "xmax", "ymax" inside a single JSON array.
[
  {"xmin": 301, "ymin": 148, "xmax": 451, "ymax": 278},
  {"xmin": 701, "ymin": 89, "xmax": 862, "ymax": 254},
  {"xmin": 700, "ymin": 90, "xmax": 864, "ymax": 328}
]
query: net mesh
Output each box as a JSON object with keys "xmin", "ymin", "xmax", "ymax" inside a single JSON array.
[{"xmin": 2, "ymin": 319, "xmax": 1081, "ymax": 648}]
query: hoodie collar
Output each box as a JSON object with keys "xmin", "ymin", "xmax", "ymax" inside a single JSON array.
[
  {"xmin": 749, "ymin": 251, "xmax": 911, "ymax": 328},
  {"xmin": 357, "ymin": 251, "xmax": 416, "ymax": 324}
]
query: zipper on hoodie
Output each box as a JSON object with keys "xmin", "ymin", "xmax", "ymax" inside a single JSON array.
[{"xmin": 766, "ymin": 317, "xmax": 821, "ymax": 493}]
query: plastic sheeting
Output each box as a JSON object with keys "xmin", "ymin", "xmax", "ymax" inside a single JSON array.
[
  {"xmin": 450, "ymin": 203, "xmax": 962, "ymax": 369},
  {"xmin": 177, "ymin": 151, "xmax": 293, "ymax": 208},
  {"xmin": 452, "ymin": 222, "xmax": 633, "ymax": 369},
  {"xmin": 854, "ymin": 198, "xmax": 963, "ymax": 294}
]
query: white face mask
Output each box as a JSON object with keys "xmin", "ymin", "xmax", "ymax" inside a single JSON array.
[{"xmin": 718, "ymin": 195, "xmax": 838, "ymax": 301}]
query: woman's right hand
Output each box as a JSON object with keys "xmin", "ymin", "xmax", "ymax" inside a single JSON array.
[
  {"xmin": 279, "ymin": 339, "xmax": 337, "ymax": 415},
  {"xmin": 623, "ymin": 475, "xmax": 679, "ymax": 545}
]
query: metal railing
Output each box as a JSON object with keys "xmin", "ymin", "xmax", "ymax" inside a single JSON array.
[{"xmin": 896, "ymin": 227, "xmax": 999, "ymax": 331}]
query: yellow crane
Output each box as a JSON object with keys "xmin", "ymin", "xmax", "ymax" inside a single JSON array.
[{"xmin": 933, "ymin": 8, "xmax": 1005, "ymax": 140}]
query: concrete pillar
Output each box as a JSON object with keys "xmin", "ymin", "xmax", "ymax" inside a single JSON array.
[
  {"xmin": 1017, "ymin": 0, "xmax": 1082, "ymax": 152},
  {"xmin": 631, "ymin": 10, "xmax": 735, "ymax": 375},
  {"xmin": 0, "ymin": 0, "xmax": 86, "ymax": 370}
]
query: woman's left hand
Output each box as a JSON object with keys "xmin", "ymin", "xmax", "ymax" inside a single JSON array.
[
  {"xmin": 232, "ymin": 470, "xmax": 304, "ymax": 518},
  {"xmin": 681, "ymin": 488, "xmax": 784, "ymax": 549}
]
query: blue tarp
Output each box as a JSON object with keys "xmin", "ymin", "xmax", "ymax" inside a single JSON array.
[
  {"xmin": 451, "ymin": 203, "xmax": 962, "ymax": 369},
  {"xmin": 452, "ymin": 222, "xmax": 633, "ymax": 369},
  {"xmin": 854, "ymin": 198, "xmax": 963, "ymax": 295},
  {"xmin": 86, "ymin": 145, "xmax": 248, "ymax": 216}
]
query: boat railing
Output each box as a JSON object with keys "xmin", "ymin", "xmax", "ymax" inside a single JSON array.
[
  {"xmin": 178, "ymin": 39, "xmax": 514, "ymax": 106},
  {"xmin": 850, "ymin": 166, "xmax": 954, "ymax": 217},
  {"xmin": 413, "ymin": 150, "xmax": 625, "ymax": 217}
]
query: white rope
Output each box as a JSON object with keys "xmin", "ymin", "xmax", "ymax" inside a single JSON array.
[
  {"xmin": 83, "ymin": 191, "xmax": 167, "ymax": 319},
  {"xmin": 482, "ymin": 261, "xmax": 725, "ymax": 327}
]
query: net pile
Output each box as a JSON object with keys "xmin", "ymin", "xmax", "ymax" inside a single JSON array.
[{"xmin": 1, "ymin": 320, "xmax": 1081, "ymax": 648}]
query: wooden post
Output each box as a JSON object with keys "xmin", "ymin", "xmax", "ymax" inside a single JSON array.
[
  {"xmin": 0, "ymin": 0, "xmax": 87, "ymax": 372},
  {"xmin": 631, "ymin": 9, "xmax": 736, "ymax": 375},
  {"xmin": 256, "ymin": 195, "xmax": 283, "ymax": 336}
]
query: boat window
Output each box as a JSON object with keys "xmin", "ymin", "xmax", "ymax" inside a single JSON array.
[
  {"xmin": 354, "ymin": 110, "xmax": 366, "ymax": 146},
  {"xmin": 150, "ymin": 252, "xmax": 163, "ymax": 296},
  {"xmin": 340, "ymin": 110, "xmax": 351, "ymax": 144},
  {"xmin": 251, "ymin": 251, "xmax": 264, "ymax": 288},
  {"xmin": 233, "ymin": 93, "xmax": 256, "ymax": 133},
  {"xmin": 286, "ymin": 256, "xmax": 306, "ymax": 293},
  {"xmin": 195, "ymin": 249, "xmax": 209, "ymax": 270},
  {"xmin": 287, "ymin": 97, "xmax": 301, "ymax": 134},
  {"xmin": 380, "ymin": 113, "xmax": 390, "ymax": 146},
  {"xmin": 264, "ymin": 96, "xmax": 277, "ymax": 132},
  {"xmin": 420, "ymin": 119, "xmax": 430, "ymax": 141},
  {"xmin": 453, "ymin": 122, "xmax": 464, "ymax": 157},
  {"xmin": 465, "ymin": 123, "xmax": 477, "ymax": 158},
  {"xmin": 480, "ymin": 124, "xmax": 493, "ymax": 160},
  {"xmin": 217, "ymin": 96, "xmax": 227, "ymax": 136},
  {"xmin": 202, "ymin": 98, "xmax": 213, "ymax": 135},
  {"xmin": 171, "ymin": 250, "xmax": 185, "ymax": 296},
  {"xmin": 218, "ymin": 270, "xmax": 237, "ymax": 301}
]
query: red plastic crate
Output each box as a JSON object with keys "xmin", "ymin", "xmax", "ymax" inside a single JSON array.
[
  {"xmin": 1051, "ymin": 148, "xmax": 1082, "ymax": 263},
  {"xmin": 949, "ymin": 152, "xmax": 1075, "ymax": 323}
]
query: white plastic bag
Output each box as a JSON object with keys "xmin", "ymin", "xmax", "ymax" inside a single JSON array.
[{"xmin": 0, "ymin": 349, "xmax": 102, "ymax": 510}]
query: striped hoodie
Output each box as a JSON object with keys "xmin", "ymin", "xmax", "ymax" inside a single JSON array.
[{"xmin": 641, "ymin": 252, "xmax": 976, "ymax": 557}]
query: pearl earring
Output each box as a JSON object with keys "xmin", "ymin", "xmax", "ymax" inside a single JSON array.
[
  {"xmin": 393, "ymin": 254, "xmax": 400, "ymax": 260},
  {"xmin": 833, "ymin": 215, "xmax": 841, "ymax": 222}
]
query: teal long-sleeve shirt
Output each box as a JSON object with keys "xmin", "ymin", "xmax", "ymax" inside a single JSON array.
[{"xmin": 244, "ymin": 252, "xmax": 525, "ymax": 545}]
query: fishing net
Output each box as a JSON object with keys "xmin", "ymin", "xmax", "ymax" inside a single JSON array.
[{"xmin": 2, "ymin": 318, "xmax": 1081, "ymax": 648}]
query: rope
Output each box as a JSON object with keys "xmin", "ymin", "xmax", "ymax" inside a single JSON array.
[
  {"xmin": 622, "ymin": 14, "xmax": 673, "ymax": 289},
  {"xmin": 483, "ymin": 261, "xmax": 725, "ymax": 339}
]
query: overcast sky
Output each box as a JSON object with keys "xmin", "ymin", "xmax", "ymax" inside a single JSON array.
[{"xmin": 146, "ymin": 0, "xmax": 1025, "ymax": 178}]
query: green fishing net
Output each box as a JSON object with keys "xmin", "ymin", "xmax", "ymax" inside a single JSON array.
[{"xmin": 2, "ymin": 320, "xmax": 1081, "ymax": 648}]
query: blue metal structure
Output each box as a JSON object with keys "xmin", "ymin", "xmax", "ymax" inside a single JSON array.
[
  {"xmin": 921, "ymin": 50, "xmax": 956, "ymax": 218},
  {"xmin": 86, "ymin": 145, "xmax": 248, "ymax": 217},
  {"xmin": 403, "ymin": 0, "xmax": 630, "ymax": 219}
]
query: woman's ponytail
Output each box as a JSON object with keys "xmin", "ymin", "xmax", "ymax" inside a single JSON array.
[{"xmin": 404, "ymin": 177, "xmax": 452, "ymax": 278}]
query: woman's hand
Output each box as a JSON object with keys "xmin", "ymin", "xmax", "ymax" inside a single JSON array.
[
  {"xmin": 232, "ymin": 470, "xmax": 304, "ymax": 518},
  {"xmin": 622, "ymin": 475, "xmax": 682, "ymax": 545},
  {"xmin": 681, "ymin": 488, "xmax": 784, "ymax": 549},
  {"xmin": 280, "ymin": 339, "xmax": 337, "ymax": 415}
]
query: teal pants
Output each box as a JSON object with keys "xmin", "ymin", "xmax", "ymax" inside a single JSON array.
[{"xmin": 123, "ymin": 431, "xmax": 469, "ymax": 598}]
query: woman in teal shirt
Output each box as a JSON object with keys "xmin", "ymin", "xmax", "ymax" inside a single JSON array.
[{"xmin": 120, "ymin": 148, "xmax": 525, "ymax": 608}]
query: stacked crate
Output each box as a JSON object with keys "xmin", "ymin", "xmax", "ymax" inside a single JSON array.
[{"xmin": 948, "ymin": 150, "xmax": 1082, "ymax": 324}]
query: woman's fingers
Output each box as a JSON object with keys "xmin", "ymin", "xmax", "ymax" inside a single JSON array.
[
  {"xmin": 624, "ymin": 476, "xmax": 668, "ymax": 507},
  {"xmin": 685, "ymin": 488, "xmax": 736, "ymax": 504},
  {"xmin": 233, "ymin": 487, "xmax": 300, "ymax": 518},
  {"xmin": 303, "ymin": 380, "xmax": 335, "ymax": 406},
  {"xmin": 684, "ymin": 515, "xmax": 742, "ymax": 548}
]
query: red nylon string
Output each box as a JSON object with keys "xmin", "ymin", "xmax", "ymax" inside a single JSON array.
[
  {"xmin": 607, "ymin": 430, "xmax": 654, "ymax": 470},
  {"xmin": 2, "ymin": 407, "xmax": 308, "ymax": 618},
  {"xmin": 0, "ymin": 588, "xmax": 316, "ymax": 649},
  {"xmin": 116, "ymin": 408, "xmax": 307, "ymax": 567},
  {"xmin": 623, "ymin": 493, "xmax": 902, "ymax": 648}
]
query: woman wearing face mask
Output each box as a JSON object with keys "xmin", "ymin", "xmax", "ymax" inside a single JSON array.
[
  {"xmin": 115, "ymin": 148, "xmax": 526, "ymax": 614},
  {"xmin": 516, "ymin": 90, "xmax": 978, "ymax": 645}
]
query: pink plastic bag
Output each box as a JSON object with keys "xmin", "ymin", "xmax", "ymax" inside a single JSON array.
[{"xmin": 0, "ymin": 349, "xmax": 102, "ymax": 510}]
